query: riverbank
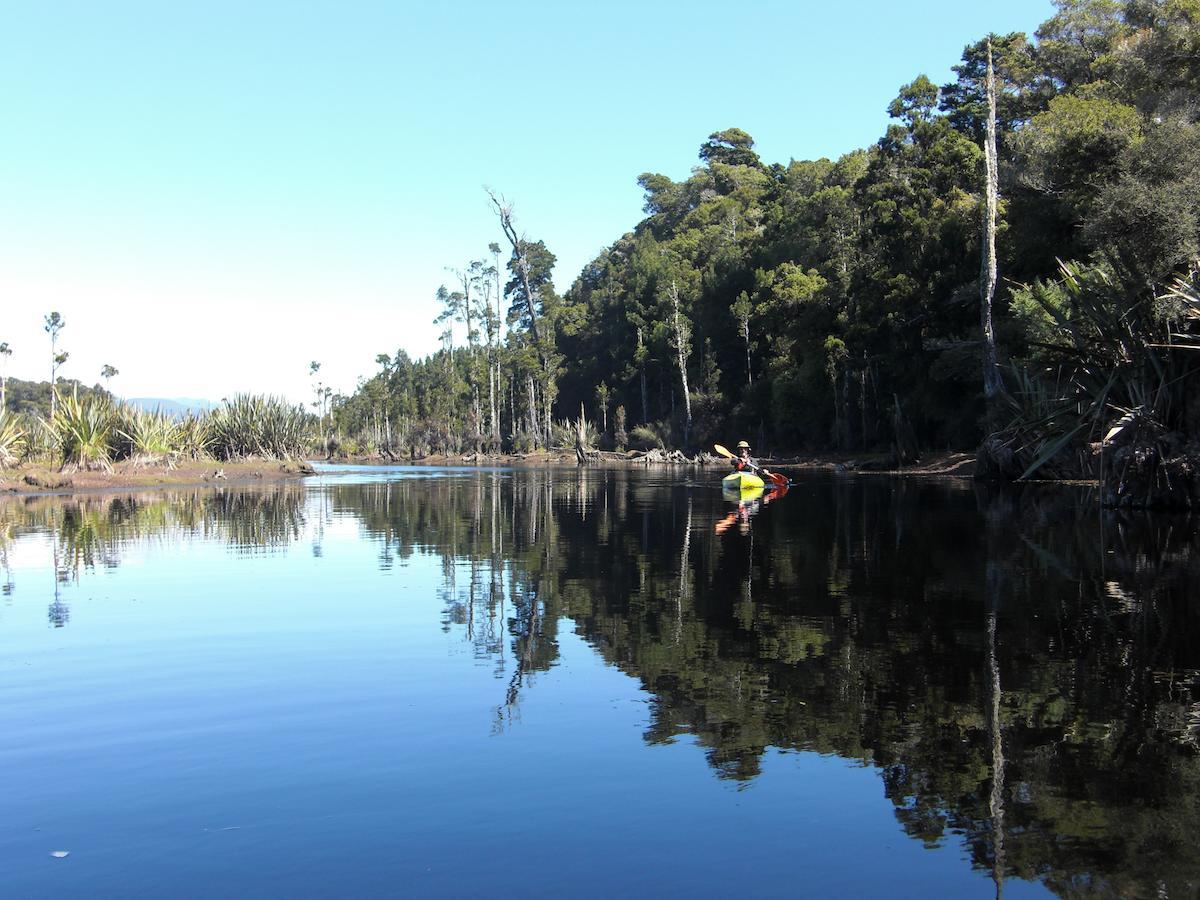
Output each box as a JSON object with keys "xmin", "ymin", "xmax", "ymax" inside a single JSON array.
[
  {"xmin": 0, "ymin": 459, "xmax": 315, "ymax": 496},
  {"xmin": 330, "ymin": 448, "xmax": 983, "ymax": 478},
  {"xmin": 0, "ymin": 449, "xmax": 983, "ymax": 498}
]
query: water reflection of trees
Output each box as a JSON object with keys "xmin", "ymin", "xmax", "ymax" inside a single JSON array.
[
  {"xmin": 2, "ymin": 488, "xmax": 309, "ymax": 630},
  {"xmin": 2, "ymin": 471, "xmax": 1197, "ymax": 894},
  {"xmin": 0, "ymin": 488, "xmax": 308, "ymax": 587},
  {"xmin": 332, "ymin": 470, "xmax": 1200, "ymax": 898}
]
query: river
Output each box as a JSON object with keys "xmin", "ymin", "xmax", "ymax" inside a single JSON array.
[{"xmin": 1, "ymin": 466, "xmax": 1197, "ymax": 897}]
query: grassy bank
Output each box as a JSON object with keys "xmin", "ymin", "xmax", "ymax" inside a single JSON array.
[{"xmin": 0, "ymin": 391, "xmax": 312, "ymax": 475}]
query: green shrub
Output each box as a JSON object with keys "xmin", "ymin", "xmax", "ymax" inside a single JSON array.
[
  {"xmin": 0, "ymin": 409, "xmax": 26, "ymax": 467},
  {"xmin": 550, "ymin": 417, "xmax": 599, "ymax": 450},
  {"xmin": 629, "ymin": 421, "xmax": 670, "ymax": 450},
  {"xmin": 175, "ymin": 414, "xmax": 213, "ymax": 460},
  {"xmin": 20, "ymin": 412, "xmax": 57, "ymax": 463},
  {"xmin": 205, "ymin": 394, "xmax": 311, "ymax": 460},
  {"xmin": 47, "ymin": 389, "xmax": 116, "ymax": 471},
  {"xmin": 116, "ymin": 406, "xmax": 183, "ymax": 462}
]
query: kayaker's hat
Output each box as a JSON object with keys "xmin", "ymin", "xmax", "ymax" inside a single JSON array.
[{"xmin": 736, "ymin": 441, "xmax": 750, "ymax": 449}]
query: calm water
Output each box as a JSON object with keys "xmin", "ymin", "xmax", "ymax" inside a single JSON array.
[{"xmin": 1, "ymin": 466, "xmax": 1198, "ymax": 898}]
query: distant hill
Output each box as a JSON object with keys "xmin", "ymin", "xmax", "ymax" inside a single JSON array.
[
  {"xmin": 1, "ymin": 382, "xmax": 218, "ymax": 419},
  {"xmin": 3, "ymin": 377, "xmax": 108, "ymax": 418},
  {"xmin": 125, "ymin": 397, "xmax": 217, "ymax": 418}
]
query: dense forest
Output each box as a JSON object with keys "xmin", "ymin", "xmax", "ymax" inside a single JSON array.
[{"xmin": 331, "ymin": 0, "xmax": 1200, "ymax": 479}]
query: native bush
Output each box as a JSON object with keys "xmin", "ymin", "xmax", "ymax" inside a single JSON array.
[
  {"xmin": 116, "ymin": 406, "xmax": 183, "ymax": 463},
  {"xmin": 46, "ymin": 389, "xmax": 117, "ymax": 471},
  {"xmin": 996, "ymin": 261, "xmax": 1200, "ymax": 478},
  {"xmin": 628, "ymin": 421, "xmax": 670, "ymax": 450},
  {"xmin": 175, "ymin": 414, "xmax": 213, "ymax": 460},
  {"xmin": 0, "ymin": 410, "xmax": 26, "ymax": 468},
  {"xmin": 205, "ymin": 394, "xmax": 311, "ymax": 461},
  {"xmin": 550, "ymin": 417, "xmax": 598, "ymax": 450}
]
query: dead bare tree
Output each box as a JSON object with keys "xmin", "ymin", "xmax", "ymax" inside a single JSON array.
[
  {"xmin": 668, "ymin": 279, "xmax": 693, "ymax": 448},
  {"xmin": 980, "ymin": 38, "xmax": 1007, "ymax": 420},
  {"xmin": 486, "ymin": 188, "xmax": 556, "ymax": 446},
  {"xmin": 487, "ymin": 189, "xmax": 543, "ymax": 350}
]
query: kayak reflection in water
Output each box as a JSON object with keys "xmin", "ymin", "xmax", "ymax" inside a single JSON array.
[{"xmin": 715, "ymin": 483, "xmax": 789, "ymax": 535}]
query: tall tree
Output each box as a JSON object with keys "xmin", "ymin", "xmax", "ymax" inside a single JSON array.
[
  {"xmin": 449, "ymin": 259, "xmax": 490, "ymax": 447},
  {"xmin": 667, "ymin": 277, "xmax": 693, "ymax": 447},
  {"xmin": 101, "ymin": 364, "xmax": 119, "ymax": 396},
  {"xmin": 0, "ymin": 342, "xmax": 11, "ymax": 411},
  {"xmin": 487, "ymin": 189, "xmax": 560, "ymax": 446},
  {"xmin": 44, "ymin": 312, "xmax": 66, "ymax": 419},
  {"xmin": 488, "ymin": 241, "xmax": 505, "ymax": 449},
  {"xmin": 433, "ymin": 285, "xmax": 463, "ymax": 356},
  {"xmin": 980, "ymin": 38, "xmax": 1007, "ymax": 418},
  {"xmin": 486, "ymin": 191, "xmax": 544, "ymax": 350},
  {"xmin": 595, "ymin": 382, "xmax": 610, "ymax": 437},
  {"xmin": 698, "ymin": 127, "xmax": 762, "ymax": 168},
  {"xmin": 309, "ymin": 361, "xmax": 326, "ymax": 436}
]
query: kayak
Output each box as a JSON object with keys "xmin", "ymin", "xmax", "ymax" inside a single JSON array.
[{"xmin": 723, "ymin": 471, "xmax": 764, "ymax": 490}]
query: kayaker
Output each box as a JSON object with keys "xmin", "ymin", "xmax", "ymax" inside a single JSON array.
[
  {"xmin": 730, "ymin": 441, "xmax": 776, "ymax": 482},
  {"xmin": 731, "ymin": 441, "xmax": 757, "ymax": 472}
]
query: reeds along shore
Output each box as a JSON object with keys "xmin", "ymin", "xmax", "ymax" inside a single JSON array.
[{"xmin": 0, "ymin": 391, "xmax": 311, "ymax": 472}]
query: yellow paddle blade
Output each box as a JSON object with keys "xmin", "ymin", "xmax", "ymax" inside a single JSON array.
[{"xmin": 714, "ymin": 443, "xmax": 734, "ymax": 458}]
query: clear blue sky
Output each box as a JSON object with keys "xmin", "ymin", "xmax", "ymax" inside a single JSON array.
[{"xmin": 1, "ymin": 0, "xmax": 1056, "ymax": 403}]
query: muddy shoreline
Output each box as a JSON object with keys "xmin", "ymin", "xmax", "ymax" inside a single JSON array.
[{"xmin": 0, "ymin": 459, "xmax": 315, "ymax": 497}]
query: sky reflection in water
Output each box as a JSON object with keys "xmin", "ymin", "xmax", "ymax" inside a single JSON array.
[{"xmin": 1, "ymin": 467, "xmax": 1197, "ymax": 897}]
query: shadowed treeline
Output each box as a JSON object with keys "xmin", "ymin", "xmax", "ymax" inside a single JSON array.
[
  {"xmin": 2, "ymin": 472, "xmax": 1197, "ymax": 895},
  {"xmin": 328, "ymin": 470, "xmax": 1200, "ymax": 897}
]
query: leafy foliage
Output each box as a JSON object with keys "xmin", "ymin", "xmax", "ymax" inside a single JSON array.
[
  {"xmin": 117, "ymin": 406, "xmax": 184, "ymax": 462},
  {"xmin": 46, "ymin": 389, "xmax": 117, "ymax": 472},
  {"xmin": 205, "ymin": 395, "xmax": 311, "ymax": 461},
  {"xmin": 0, "ymin": 409, "xmax": 26, "ymax": 467},
  {"xmin": 327, "ymin": 0, "xmax": 1199, "ymax": 466}
]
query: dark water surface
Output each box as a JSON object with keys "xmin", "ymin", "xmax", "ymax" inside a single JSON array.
[{"xmin": 2, "ymin": 466, "xmax": 1198, "ymax": 897}]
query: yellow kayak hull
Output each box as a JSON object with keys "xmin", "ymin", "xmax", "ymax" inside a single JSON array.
[{"xmin": 722, "ymin": 472, "xmax": 764, "ymax": 490}]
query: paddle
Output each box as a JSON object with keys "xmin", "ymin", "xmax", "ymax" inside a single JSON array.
[{"xmin": 714, "ymin": 444, "xmax": 788, "ymax": 487}]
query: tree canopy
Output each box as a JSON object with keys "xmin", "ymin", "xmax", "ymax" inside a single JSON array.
[{"xmin": 332, "ymin": 0, "xmax": 1199, "ymax": 463}]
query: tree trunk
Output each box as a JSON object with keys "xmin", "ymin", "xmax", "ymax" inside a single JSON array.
[
  {"xmin": 638, "ymin": 327, "xmax": 648, "ymax": 425},
  {"xmin": 458, "ymin": 267, "xmax": 481, "ymax": 447},
  {"xmin": 526, "ymin": 374, "xmax": 538, "ymax": 446},
  {"xmin": 831, "ymin": 367, "xmax": 841, "ymax": 449},
  {"xmin": 737, "ymin": 310, "xmax": 752, "ymax": 386},
  {"xmin": 859, "ymin": 358, "xmax": 868, "ymax": 451},
  {"xmin": 488, "ymin": 191, "xmax": 544, "ymax": 356},
  {"xmin": 485, "ymin": 362, "xmax": 493, "ymax": 449},
  {"xmin": 575, "ymin": 402, "xmax": 588, "ymax": 465},
  {"xmin": 745, "ymin": 333, "xmax": 753, "ymax": 386},
  {"xmin": 670, "ymin": 280, "xmax": 692, "ymax": 447},
  {"xmin": 981, "ymin": 39, "xmax": 1006, "ymax": 418},
  {"xmin": 495, "ymin": 362, "xmax": 503, "ymax": 448}
]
